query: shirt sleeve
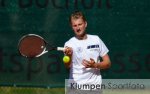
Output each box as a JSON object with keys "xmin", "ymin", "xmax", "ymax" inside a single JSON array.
[
  {"xmin": 64, "ymin": 41, "xmax": 71, "ymax": 48},
  {"xmin": 97, "ymin": 36, "xmax": 109, "ymax": 57}
]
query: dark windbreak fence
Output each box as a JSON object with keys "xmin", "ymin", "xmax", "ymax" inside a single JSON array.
[{"xmin": 0, "ymin": 0, "xmax": 150, "ymax": 87}]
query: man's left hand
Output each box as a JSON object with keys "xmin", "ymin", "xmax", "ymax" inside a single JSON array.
[{"xmin": 82, "ymin": 58, "xmax": 97, "ymax": 68}]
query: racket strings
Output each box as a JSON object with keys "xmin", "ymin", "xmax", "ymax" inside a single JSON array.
[{"xmin": 19, "ymin": 36, "xmax": 46, "ymax": 57}]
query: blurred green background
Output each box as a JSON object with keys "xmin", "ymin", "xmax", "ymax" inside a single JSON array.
[{"xmin": 0, "ymin": 0, "xmax": 150, "ymax": 88}]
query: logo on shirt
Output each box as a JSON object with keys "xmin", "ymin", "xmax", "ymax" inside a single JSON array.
[
  {"xmin": 77, "ymin": 47, "xmax": 83, "ymax": 53},
  {"xmin": 87, "ymin": 44, "xmax": 99, "ymax": 49}
]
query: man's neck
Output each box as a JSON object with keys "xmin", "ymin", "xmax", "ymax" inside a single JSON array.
[{"xmin": 76, "ymin": 34, "xmax": 87, "ymax": 40}]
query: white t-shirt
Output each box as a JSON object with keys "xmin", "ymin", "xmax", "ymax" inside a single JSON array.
[{"xmin": 64, "ymin": 34, "xmax": 109, "ymax": 85}]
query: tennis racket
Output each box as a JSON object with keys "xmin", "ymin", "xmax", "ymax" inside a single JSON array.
[{"xmin": 18, "ymin": 34, "xmax": 64, "ymax": 58}]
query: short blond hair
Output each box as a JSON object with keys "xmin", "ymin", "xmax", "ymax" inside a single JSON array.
[{"xmin": 69, "ymin": 11, "xmax": 86, "ymax": 24}]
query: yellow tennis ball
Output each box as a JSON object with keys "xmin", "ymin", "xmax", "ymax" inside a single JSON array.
[{"xmin": 63, "ymin": 56, "xmax": 70, "ymax": 63}]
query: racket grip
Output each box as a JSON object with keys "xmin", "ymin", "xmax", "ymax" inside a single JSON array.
[{"xmin": 57, "ymin": 47, "xmax": 64, "ymax": 51}]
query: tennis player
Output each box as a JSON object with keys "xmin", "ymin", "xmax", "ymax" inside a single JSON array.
[{"xmin": 64, "ymin": 11, "xmax": 111, "ymax": 94}]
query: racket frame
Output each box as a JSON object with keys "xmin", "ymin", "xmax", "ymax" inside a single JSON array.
[{"xmin": 18, "ymin": 34, "xmax": 64, "ymax": 58}]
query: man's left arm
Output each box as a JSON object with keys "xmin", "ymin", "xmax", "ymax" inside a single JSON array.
[{"xmin": 95, "ymin": 54, "xmax": 111, "ymax": 69}]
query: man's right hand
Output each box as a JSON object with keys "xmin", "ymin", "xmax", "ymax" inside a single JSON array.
[{"xmin": 64, "ymin": 46, "xmax": 73, "ymax": 56}]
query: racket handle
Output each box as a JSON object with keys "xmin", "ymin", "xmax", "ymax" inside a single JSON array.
[{"xmin": 57, "ymin": 47, "xmax": 64, "ymax": 51}]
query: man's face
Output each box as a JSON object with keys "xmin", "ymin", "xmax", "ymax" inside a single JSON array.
[{"xmin": 71, "ymin": 18, "xmax": 87, "ymax": 38}]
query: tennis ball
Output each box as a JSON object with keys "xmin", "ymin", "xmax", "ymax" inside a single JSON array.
[{"xmin": 63, "ymin": 56, "xmax": 70, "ymax": 63}]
